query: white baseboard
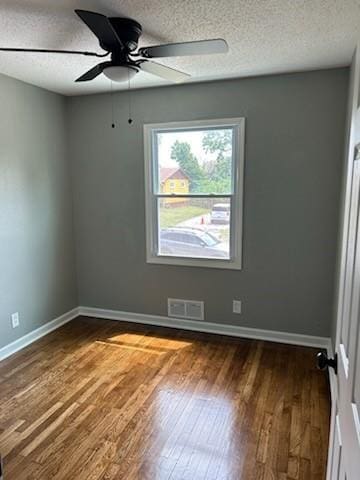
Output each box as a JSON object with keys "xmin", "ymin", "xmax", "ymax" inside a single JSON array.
[
  {"xmin": 78, "ymin": 306, "xmax": 330, "ymax": 349},
  {"xmin": 0, "ymin": 305, "xmax": 330, "ymax": 363},
  {"xmin": 0, "ymin": 307, "xmax": 80, "ymax": 362}
]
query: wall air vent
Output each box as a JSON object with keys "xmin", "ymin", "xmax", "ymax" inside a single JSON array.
[{"xmin": 167, "ymin": 298, "xmax": 204, "ymax": 321}]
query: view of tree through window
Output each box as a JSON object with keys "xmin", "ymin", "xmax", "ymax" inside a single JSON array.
[
  {"xmin": 157, "ymin": 128, "xmax": 233, "ymax": 195},
  {"xmin": 153, "ymin": 128, "xmax": 233, "ymax": 259}
]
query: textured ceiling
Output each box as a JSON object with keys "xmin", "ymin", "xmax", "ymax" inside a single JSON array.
[{"xmin": 0, "ymin": 0, "xmax": 359, "ymax": 96}]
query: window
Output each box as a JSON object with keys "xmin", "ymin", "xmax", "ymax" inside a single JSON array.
[{"xmin": 144, "ymin": 118, "xmax": 245, "ymax": 269}]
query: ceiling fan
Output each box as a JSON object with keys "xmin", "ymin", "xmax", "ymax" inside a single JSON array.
[{"xmin": 0, "ymin": 9, "xmax": 229, "ymax": 84}]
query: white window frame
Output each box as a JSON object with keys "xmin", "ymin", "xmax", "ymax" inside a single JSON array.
[{"xmin": 144, "ymin": 117, "xmax": 245, "ymax": 270}]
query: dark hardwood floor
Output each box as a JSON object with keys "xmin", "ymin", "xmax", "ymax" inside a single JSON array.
[{"xmin": 0, "ymin": 317, "xmax": 330, "ymax": 479}]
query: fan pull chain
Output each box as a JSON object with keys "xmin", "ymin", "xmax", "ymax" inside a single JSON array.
[
  {"xmin": 128, "ymin": 69, "xmax": 133, "ymax": 125},
  {"xmin": 111, "ymin": 81, "xmax": 115, "ymax": 128}
]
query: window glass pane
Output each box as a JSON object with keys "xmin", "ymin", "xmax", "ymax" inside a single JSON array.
[
  {"xmin": 158, "ymin": 198, "xmax": 230, "ymax": 259},
  {"xmin": 155, "ymin": 128, "xmax": 233, "ymax": 195}
]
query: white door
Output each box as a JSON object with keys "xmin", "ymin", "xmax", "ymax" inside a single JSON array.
[
  {"xmin": 332, "ymin": 154, "xmax": 360, "ymax": 480},
  {"xmin": 326, "ymin": 44, "xmax": 360, "ymax": 479},
  {"xmin": 327, "ymin": 48, "xmax": 360, "ymax": 480}
]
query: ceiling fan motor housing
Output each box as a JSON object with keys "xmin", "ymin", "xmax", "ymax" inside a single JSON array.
[{"xmin": 109, "ymin": 18, "xmax": 142, "ymax": 52}]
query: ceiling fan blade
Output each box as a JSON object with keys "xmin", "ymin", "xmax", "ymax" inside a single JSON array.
[
  {"xmin": 140, "ymin": 61, "xmax": 190, "ymax": 83},
  {"xmin": 0, "ymin": 47, "xmax": 108, "ymax": 58},
  {"xmin": 75, "ymin": 9, "xmax": 123, "ymax": 52},
  {"xmin": 138, "ymin": 39, "xmax": 228, "ymax": 58},
  {"xmin": 75, "ymin": 62, "xmax": 111, "ymax": 82}
]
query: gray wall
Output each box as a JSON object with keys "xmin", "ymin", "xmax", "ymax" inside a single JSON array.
[
  {"xmin": 0, "ymin": 74, "xmax": 78, "ymax": 349},
  {"xmin": 67, "ymin": 68, "xmax": 348, "ymax": 337}
]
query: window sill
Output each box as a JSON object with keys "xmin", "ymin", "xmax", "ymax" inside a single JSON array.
[{"xmin": 146, "ymin": 254, "xmax": 242, "ymax": 270}]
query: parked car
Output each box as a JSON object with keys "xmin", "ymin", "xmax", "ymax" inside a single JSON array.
[
  {"xmin": 211, "ymin": 203, "xmax": 230, "ymax": 224},
  {"xmin": 159, "ymin": 227, "xmax": 229, "ymax": 258}
]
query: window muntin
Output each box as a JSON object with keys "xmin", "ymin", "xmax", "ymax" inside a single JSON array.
[{"xmin": 144, "ymin": 118, "xmax": 244, "ymax": 270}]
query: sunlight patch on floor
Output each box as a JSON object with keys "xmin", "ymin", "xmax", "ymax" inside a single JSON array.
[{"xmin": 98, "ymin": 333, "xmax": 192, "ymax": 355}]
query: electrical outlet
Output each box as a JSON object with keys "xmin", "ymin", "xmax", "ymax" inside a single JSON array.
[
  {"xmin": 11, "ymin": 312, "xmax": 19, "ymax": 328},
  {"xmin": 233, "ymin": 300, "xmax": 241, "ymax": 314}
]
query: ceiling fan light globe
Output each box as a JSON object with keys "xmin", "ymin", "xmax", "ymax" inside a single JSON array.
[{"xmin": 103, "ymin": 65, "xmax": 137, "ymax": 82}]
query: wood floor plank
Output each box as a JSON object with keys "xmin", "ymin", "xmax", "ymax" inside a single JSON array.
[{"xmin": 0, "ymin": 316, "xmax": 330, "ymax": 479}]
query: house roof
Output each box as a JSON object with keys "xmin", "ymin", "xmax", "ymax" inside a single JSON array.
[{"xmin": 160, "ymin": 167, "xmax": 189, "ymax": 183}]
